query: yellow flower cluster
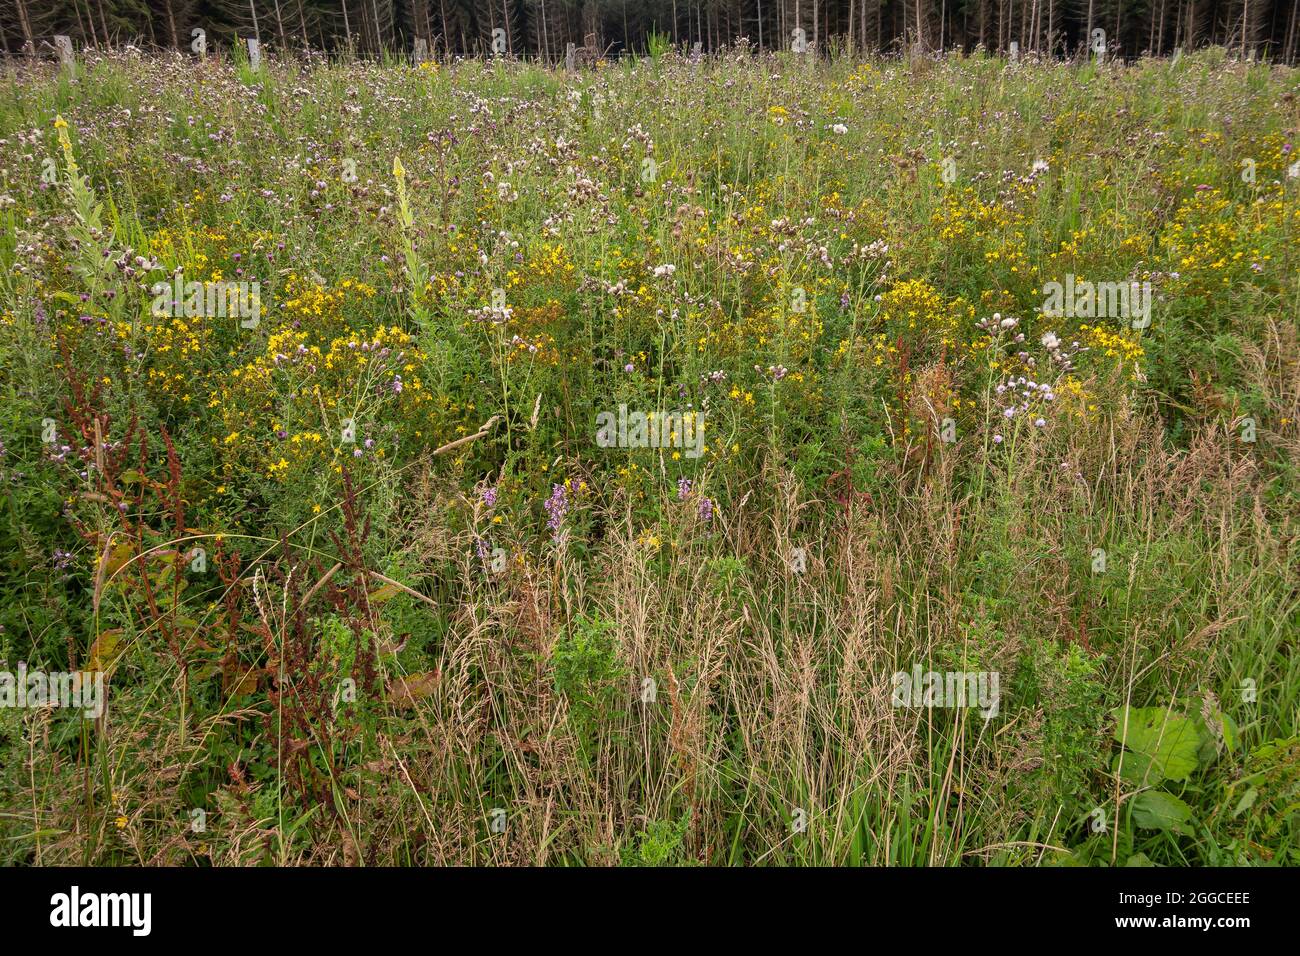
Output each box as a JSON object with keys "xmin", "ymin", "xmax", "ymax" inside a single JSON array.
[{"xmin": 1080, "ymin": 324, "xmax": 1144, "ymax": 376}]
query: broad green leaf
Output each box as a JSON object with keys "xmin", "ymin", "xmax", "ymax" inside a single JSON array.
[
  {"xmin": 189, "ymin": 661, "xmax": 220, "ymax": 682},
  {"xmin": 1232, "ymin": 787, "xmax": 1258, "ymax": 818},
  {"xmin": 1130, "ymin": 791, "xmax": 1194, "ymax": 832},
  {"xmin": 1220, "ymin": 712, "xmax": 1239, "ymax": 754},
  {"xmin": 1194, "ymin": 706, "xmax": 1239, "ymax": 765},
  {"xmin": 223, "ymin": 666, "xmax": 260, "ymax": 697},
  {"xmin": 1048, "ymin": 849, "xmax": 1089, "ymax": 867},
  {"xmin": 104, "ymin": 543, "xmax": 135, "ymax": 578},
  {"xmin": 1252, "ymin": 736, "xmax": 1300, "ymax": 761},
  {"xmin": 367, "ymin": 582, "xmax": 401, "ymax": 603},
  {"xmin": 87, "ymin": 629, "xmax": 125, "ymax": 674},
  {"xmin": 1113, "ymin": 750, "xmax": 1163, "ymax": 788},
  {"xmin": 1112, "ymin": 706, "xmax": 1201, "ymax": 783}
]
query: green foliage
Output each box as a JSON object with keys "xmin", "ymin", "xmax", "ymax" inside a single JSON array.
[
  {"xmin": 621, "ymin": 813, "xmax": 693, "ymax": 866},
  {"xmin": 0, "ymin": 48, "xmax": 1295, "ymax": 868},
  {"xmin": 552, "ymin": 614, "xmax": 627, "ymax": 757},
  {"xmin": 645, "ymin": 32, "xmax": 672, "ymax": 63},
  {"xmin": 1112, "ymin": 706, "xmax": 1205, "ymax": 787},
  {"xmin": 1011, "ymin": 639, "xmax": 1109, "ymax": 809}
]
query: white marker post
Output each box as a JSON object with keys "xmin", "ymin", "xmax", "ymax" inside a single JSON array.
[
  {"xmin": 1090, "ymin": 28, "xmax": 1106, "ymax": 60},
  {"xmin": 53, "ymin": 35, "xmax": 74, "ymax": 72}
]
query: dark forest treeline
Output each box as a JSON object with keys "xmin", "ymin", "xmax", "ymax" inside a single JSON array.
[{"xmin": 5, "ymin": 0, "xmax": 1299, "ymax": 63}]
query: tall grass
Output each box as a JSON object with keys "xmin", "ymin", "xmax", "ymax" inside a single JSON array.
[{"xmin": 0, "ymin": 46, "xmax": 1295, "ymax": 866}]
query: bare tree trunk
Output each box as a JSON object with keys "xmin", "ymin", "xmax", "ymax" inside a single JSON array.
[
  {"xmin": 73, "ymin": 0, "xmax": 90, "ymax": 47},
  {"xmin": 95, "ymin": 0, "xmax": 111, "ymax": 47},
  {"xmin": 1287, "ymin": 0, "xmax": 1299, "ymax": 63},
  {"xmin": 15, "ymin": 0, "xmax": 35, "ymax": 54},
  {"xmin": 90, "ymin": 0, "xmax": 106, "ymax": 47},
  {"xmin": 158, "ymin": 0, "xmax": 179, "ymax": 48},
  {"xmin": 272, "ymin": 0, "xmax": 287, "ymax": 50},
  {"xmin": 540, "ymin": 0, "xmax": 551, "ymax": 61}
]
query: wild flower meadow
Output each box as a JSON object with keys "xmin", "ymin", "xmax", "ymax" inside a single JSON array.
[{"xmin": 0, "ymin": 44, "xmax": 1297, "ymax": 867}]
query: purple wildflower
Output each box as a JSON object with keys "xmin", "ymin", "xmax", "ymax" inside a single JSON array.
[{"xmin": 544, "ymin": 483, "xmax": 568, "ymax": 533}]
